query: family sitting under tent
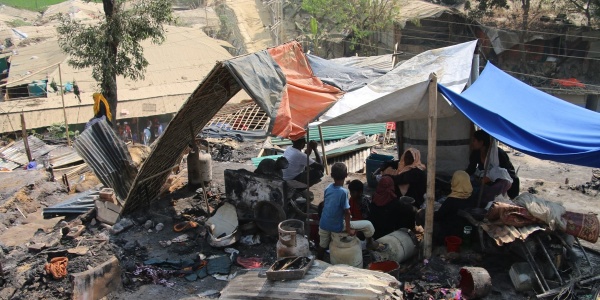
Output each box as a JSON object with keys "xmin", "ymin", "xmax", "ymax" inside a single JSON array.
[{"xmin": 315, "ymin": 128, "xmax": 528, "ymax": 250}]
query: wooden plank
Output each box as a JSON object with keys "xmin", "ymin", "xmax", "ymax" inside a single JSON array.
[
  {"xmin": 20, "ymin": 113, "xmax": 32, "ymax": 162},
  {"xmin": 423, "ymin": 72, "xmax": 438, "ymax": 258}
]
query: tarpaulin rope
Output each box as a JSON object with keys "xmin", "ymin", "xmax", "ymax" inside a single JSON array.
[{"xmin": 45, "ymin": 257, "xmax": 68, "ymax": 280}]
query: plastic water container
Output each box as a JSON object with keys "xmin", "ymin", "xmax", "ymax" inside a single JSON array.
[
  {"xmin": 366, "ymin": 153, "xmax": 394, "ymax": 188},
  {"xmin": 509, "ymin": 262, "xmax": 535, "ymax": 292},
  {"xmin": 329, "ymin": 234, "xmax": 362, "ymax": 268}
]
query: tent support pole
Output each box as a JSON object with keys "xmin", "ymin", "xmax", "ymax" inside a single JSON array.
[
  {"xmin": 395, "ymin": 122, "xmax": 403, "ymax": 158},
  {"xmin": 423, "ymin": 73, "xmax": 438, "ymax": 259},
  {"xmin": 306, "ymin": 129, "xmax": 311, "ymax": 242},
  {"xmin": 318, "ymin": 125, "xmax": 329, "ymax": 175}
]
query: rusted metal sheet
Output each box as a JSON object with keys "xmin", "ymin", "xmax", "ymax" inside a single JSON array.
[
  {"xmin": 481, "ymin": 223, "xmax": 545, "ymax": 246},
  {"xmin": 122, "ymin": 62, "xmax": 242, "ymax": 214},
  {"xmin": 74, "ymin": 121, "xmax": 137, "ymax": 202},
  {"xmin": 220, "ymin": 261, "xmax": 403, "ymax": 300},
  {"xmin": 0, "ymin": 136, "xmax": 57, "ymax": 168},
  {"xmin": 49, "ymin": 146, "xmax": 84, "ymax": 168}
]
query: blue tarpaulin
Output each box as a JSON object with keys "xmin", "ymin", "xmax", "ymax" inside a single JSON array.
[{"xmin": 438, "ymin": 64, "xmax": 600, "ymax": 168}]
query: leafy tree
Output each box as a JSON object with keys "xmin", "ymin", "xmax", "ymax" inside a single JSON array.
[
  {"xmin": 565, "ymin": 0, "xmax": 600, "ymax": 27},
  {"xmin": 57, "ymin": 0, "xmax": 174, "ymax": 123},
  {"xmin": 301, "ymin": 0, "xmax": 401, "ymax": 56}
]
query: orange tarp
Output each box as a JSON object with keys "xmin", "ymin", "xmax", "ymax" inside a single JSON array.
[{"xmin": 268, "ymin": 42, "xmax": 343, "ymax": 140}]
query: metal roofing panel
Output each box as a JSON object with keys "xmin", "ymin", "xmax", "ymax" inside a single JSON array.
[
  {"xmin": 0, "ymin": 135, "xmax": 57, "ymax": 166},
  {"xmin": 481, "ymin": 223, "xmax": 545, "ymax": 246},
  {"xmin": 74, "ymin": 120, "xmax": 138, "ymax": 202},
  {"xmin": 271, "ymin": 123, "xmax": 386, "ymax": 146},
  {"xmin": 7, "ymin": 38, "xmax": 66, "ymax": 87},
  {"xmin": 220, "ymin": 261, "xmax": 402, "ymax": 299}
]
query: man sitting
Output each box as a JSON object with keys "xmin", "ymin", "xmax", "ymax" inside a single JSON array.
[{"xmin": 282, "ymin": 137, "xmax": 324, "ymax": 187}]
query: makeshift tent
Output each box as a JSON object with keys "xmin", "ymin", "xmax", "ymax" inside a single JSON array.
[
  {"xmin": 121, "ymin": 40, "xmax": 477, "ymax": 214},
  {"xmin": 439, "ymin": 63, "xmax": 600, "ymax": 168},
  {"xmin": 307, "ymin": 54, "xmax": 387, "ymax": 92},
  {"xmin": 224, "ymin": 42, "xmax": 343, "ymax": 140},
  {"xmin": 313, "ymin": 41, "xmax": 477, "ymax": 175},
  {"xmin": 319, "ymin": 40, "xmax": 477, "ymax": 126}
]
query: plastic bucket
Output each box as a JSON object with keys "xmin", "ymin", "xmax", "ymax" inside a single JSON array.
[
  {"xmin": 445, "ymin": 236, "xmax": 462, "ymax": 253},
  {"xmin": 366, "ymin": 154, "xmax": 394, "ymax": 188},
  {"xmin": 368, "ymin": 260, "xmax": 400, "ymax": 279}
]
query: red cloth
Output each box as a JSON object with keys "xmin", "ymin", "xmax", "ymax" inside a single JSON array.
[
  {"xmin": 563, "ymin": 211, "xmax": 600, "ymax": 243},
  {"xmin": 349, "ymin": 197, "xmax": 363, "ymax": 220},
  {"xmin": 372, "ymin": 175, "xmax": 397, "ymax": 206}
]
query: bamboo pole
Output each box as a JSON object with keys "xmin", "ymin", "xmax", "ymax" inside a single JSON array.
[
  {"xmin": 58, "ymin": 64, "xmax": 71, "ymax": 146},
  {"xmin": 423, "ymin": 73, "xmax": 438, "ymax": 258},
  {"xmin": 20, "ymin": 112, "xmax": 32, "ymax": 162},
  {"xmin": 305, "ymin": 129, "xmax": 311, "ymax": 243},
  {"xmin": 318, "ymin": 125, "xmax": 329, "ymax": 175}
]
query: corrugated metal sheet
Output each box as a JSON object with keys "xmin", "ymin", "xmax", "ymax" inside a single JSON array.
[
  {"xmin": 220, "ymin": 262, "xmax": 402, "ymax": 299},
  {"xmin": 481, "ymin": 223, "xmax": 545, "ymax": 246},
  {"xmin": 74, "ymin": 121, "xmax": 138, "ymax": 202},
  {"xmin": 252, "ymin": 146, "xmax": 372, "ymax": 173},
  {"xmin": 0, "ymin": 135, "xmax": 57, "ymax": 167},
  {"xmin": 271, "ymin": 123, "xmax": 386, "ymax": 146},
  {"xmin": 48, "ymin": 146, "xmax": 84, "ymax": 168},
  {"xmin": 6, "ymin": 39, "xmax": 66, "ymax": 87}
]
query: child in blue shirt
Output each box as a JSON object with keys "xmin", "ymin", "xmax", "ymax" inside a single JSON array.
[{"xmin": 317, "ymin": 163, "xmax": 386, "ymax": 260}]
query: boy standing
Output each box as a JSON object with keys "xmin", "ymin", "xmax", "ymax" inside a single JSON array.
[{"xmin": 317, "ymin": 163, "xmax": 385, "ymax": 260}]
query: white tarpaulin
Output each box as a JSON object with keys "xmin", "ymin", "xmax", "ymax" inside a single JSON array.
[{"xmin": 320, "ymin": 41, "xmax": 477, "ymax": 126}]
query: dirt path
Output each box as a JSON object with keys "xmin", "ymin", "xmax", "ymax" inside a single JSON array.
[{"xmin": 225, "ymin": 0, "xmax": 273, "ymax": 52}]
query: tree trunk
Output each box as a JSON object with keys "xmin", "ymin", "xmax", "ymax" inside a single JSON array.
[
  {"xmin": 102, "ymin": 0, "xmax": 119, "ymax": 125},
  {"xmin": 519, "ymin": 0, "xmax": 530, "ymax": 71}
]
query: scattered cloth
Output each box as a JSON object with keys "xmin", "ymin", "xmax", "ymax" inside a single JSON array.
[
  {"xmin": 563, "ymin": 211, "xmax": 600, "ymax": 243},
  {"xmin": 207, "ymin": 255, "xmax": 232, "ymax": 275},
  {"xmin": 514, "ymin": 193, "xmax": 566, "ymax": 230},
  {"xmin": 213, "ymin": 272, "xmax": 237, "ymax": 281},
  {"xmin": 224, "ymin": 248, "xmax": 239, "ymax": 261},
  {"xmin": 133, "ymin": 265, "xmax": 174, "ymax": 287},
  {"xmin": 486, "ymin": 202, "xmax": 539, "ymax": 227},
  {"xmin": 240, "ymin": 235, "xmax": 261, "ymax": 245},
  {"xmin": 45, "ymin": 257, "xmax": 68, "ymax": 280},
  {"xmin": 236, "ymin": 257, "xmax": 263, "ymax": 269}
]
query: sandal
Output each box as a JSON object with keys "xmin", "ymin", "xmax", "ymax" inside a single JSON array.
[{"xmin": 173, "ymin": 221, "xmax": 199, "ymax": 232}]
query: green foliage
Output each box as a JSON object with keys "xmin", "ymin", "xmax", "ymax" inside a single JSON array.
[
  {"xmin": 5, "ymin": 19, "xmax": 31, "ymax": 27},
  {"xmin": 46, "ymin": 123, "xmax": 79, "ymax": 139},
  {"xmin": 56, "ymin": 0, "xmax": 173, "ymax": 117},
  {"xmin": 57, "ymin": 0, "xmax": 174, "ymax": 84},
  {"xmin": 0, "ymin": 0, "xmax": 65, "ymax": 11},
  {"xmin": 301, "ymin": 0, "xmax": 401, "ymax": 55}
]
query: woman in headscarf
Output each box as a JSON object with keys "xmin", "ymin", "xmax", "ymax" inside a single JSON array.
[
  {"xmin": 432, "ymin": 170, "xmax": 476, "ymax": 243},
  {"xmin": 393, "ymin": 148, "xmax": 427, "ymax": 208},
  {"xmin": 369, "ymin": 175, "xmax": 417, "ymax": 239}
]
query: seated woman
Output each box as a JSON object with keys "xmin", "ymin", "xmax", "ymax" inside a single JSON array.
[
  {"xmin": 394, "ymin": 148, "xmax": 427, "ymax": 208},
  {"xmin": 432, "ymin": 170, "xmax": 476, "ymax": 245},
  {"xmin": 369, "ymin": 175, "xmax": 417, "ymax": 239},
  {"xmin": 466, "ymin": 130, "xmax": 514, "ymax": 207},
  {"xmin": 466, "ymin": 130, "xmax": 520, "ymax": 200}
]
